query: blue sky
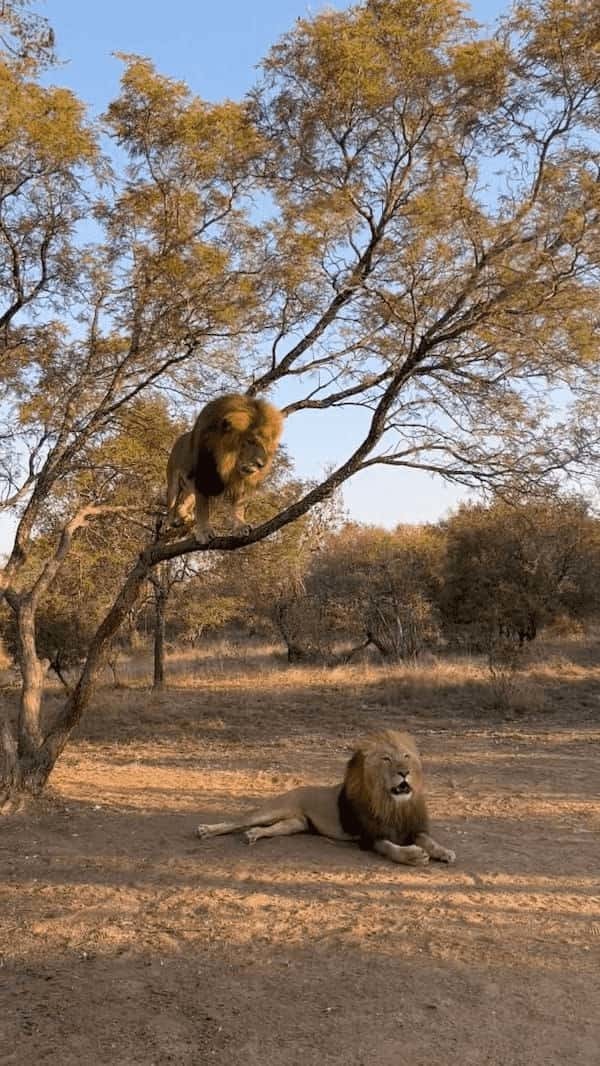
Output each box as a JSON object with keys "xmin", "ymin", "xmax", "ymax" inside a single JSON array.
[
  {"xmin": 1, "ymin": 0, "xmax": 510, "ymax": 548},
  {"xmin": 43, "ymin": 0, "xmax": 507, "ymax": 107}
]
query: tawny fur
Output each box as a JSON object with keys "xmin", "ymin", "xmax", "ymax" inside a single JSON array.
[
  {"xmin": 196, "ymin": 729, "xmax": 455, "ymax": 868},
  {"xmin": 166, "ymin": 394, "xmax": 283, "ymax": 541}
]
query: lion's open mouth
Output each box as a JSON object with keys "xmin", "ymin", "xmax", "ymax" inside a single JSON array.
[{"xmin": 390, "ymin": 781, "xmax": 411, "ymax": 796}]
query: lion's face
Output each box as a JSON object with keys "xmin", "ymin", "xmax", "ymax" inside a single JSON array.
[
  {"xmin": 366, "ymin": 747, "xmax": 422, "ymax": 803},
  {"xmin": 348, "ymin": 730, "xmax": 424, "ymax": 809},
  {"xmin": 235, "ymin": 433, "xmax": 270, "ymax": 477},
  {"xmin": 214, "ymin": 402, "xmax": 282, "ymax": 484}
]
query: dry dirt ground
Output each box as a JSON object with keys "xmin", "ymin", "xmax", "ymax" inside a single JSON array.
[{"xmin": 1, "ymin": 645, "xmax": 600, "ymax": 1066}]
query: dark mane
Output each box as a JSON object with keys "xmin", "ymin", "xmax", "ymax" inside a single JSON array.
[
  {"xmin": 343, "ymin": 749, "xmax": 430, "ymax": 850},
  {"xmin": 193, "ymin": 446, "xmax": 225, "ymax": 498}
]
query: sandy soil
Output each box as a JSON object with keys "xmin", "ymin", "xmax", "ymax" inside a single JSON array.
[{"xmin": 1, "ymin": 654, "xmax": 599, "ymax": 1065}]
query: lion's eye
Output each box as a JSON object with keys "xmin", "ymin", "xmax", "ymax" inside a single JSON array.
[{"xmin": 381, "ymin": 755, "xmax": 392, "ymax": 764}]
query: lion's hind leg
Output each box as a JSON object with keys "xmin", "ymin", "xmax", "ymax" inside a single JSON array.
[
  {"xmin": 245, "ymin": 816, "xmax": 308, "ymax": 846},
  {"xmin": 196, "ymin": 819, "xmax": 248, "ymax": 840},
  {"xmin": 166, "ymin": 473, "xmax": 195, "ymax": 531},
  {"xmin": 196, "ymin": 800, "xmax": 305, "ymax": 842}
]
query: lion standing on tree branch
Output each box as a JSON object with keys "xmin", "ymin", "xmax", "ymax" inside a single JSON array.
[{"xmin": 165, "ymin": 394, "xmax": 284, "ymax": 542}]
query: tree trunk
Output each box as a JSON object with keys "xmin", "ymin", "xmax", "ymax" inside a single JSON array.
[
  {"xmin": 0, "ymin": 718, "xmax": 20, "ymax": 811},
  {"xmin": 107, "ymin": 653, "xmax": 123, "ymax": 689},
  {"xmin": 0, "ymin": 598, "xmax": 53, "ymax": 805},
  {"xmin": 152, "ymin": 570, "xmax": 168, "ymax": 691},
  {"xmin": 16, "ymin": 601, "xmax": 46, "ymax": 751},
  {"xmin": 0, "ymin": 549, "xmax": 153, "ymax": 805}
]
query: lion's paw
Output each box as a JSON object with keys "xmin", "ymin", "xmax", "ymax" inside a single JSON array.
[
  {"xmin": 194, "ymin": 526, "xmax": 216, "ymax": 545},
  {"xmin": 196, "ymin": 824, "xmax": 213, "ymax": 840},
  {"xmin": 405, "ymin": 845, "xmax": 430, "ymax": 866},
  {"xmin": 162, "ymin": 523, "xmax": 188, "ymax": 542},
  {"xmin": 437, "ymin": 848, "xmax": 456, "ymax": 864},
  {"xmin": 244, "ymin": 828, "xmax": 260, "ymax": 846}
]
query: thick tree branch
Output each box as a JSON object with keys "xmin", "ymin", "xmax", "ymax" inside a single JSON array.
[{"xmin": 28, "ymin": 504, "xmax": 137, "ymax": 609}]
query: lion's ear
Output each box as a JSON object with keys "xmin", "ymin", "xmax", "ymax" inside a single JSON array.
[
  {"xmin": 346, "ymin": 751, "xmax": 364, "ymax": 772},
  {"xmin": 221, "ymin": 409, "xmax": 252, "ymax": 433}
]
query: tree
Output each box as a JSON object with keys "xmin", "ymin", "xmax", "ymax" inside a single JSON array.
[
  {"xmin": 147, "ymin": 556, "xmax": 229, "ymax": 690},
  {"xmin": 284, "ymin": 524, "xmax": 443, "ymax": 662},
  {"xmin": 148, "ymin": 562, "xmax": 170, "ymax": 692},
  {"xmin": 2, "ymin": 0, "xmax": 600, "ymax": 806},
  {"xmin": 440, "ymin": 496, "xmax": 600, "ymax": 646},
  {"xmin": 210, "ymin": 472, "xmax": 341, "ymax": 630},
  {"xmin": 0, "ymin": 395, "xmax": 178, "ymax": 687},
  {"xmin": 0, "ymin": 1, "xmax": 266, "ymax": 802}
]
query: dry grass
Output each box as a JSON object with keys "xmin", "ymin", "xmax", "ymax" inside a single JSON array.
[
  {"xmin": 106, "ymin": 631, "xmax": 600, "ymax": 720},
  {"xmin": 2, "ymin": 631, "xmax": 599, "ymax": 723}
]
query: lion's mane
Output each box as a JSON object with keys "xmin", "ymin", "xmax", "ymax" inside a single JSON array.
[
  {"xmin": 190, "ymin": 393, "xmax": 283, "ymax": 499},
  {"xmin": 339, "ymin": 729, "xmax": 430, "ymax": 849}
]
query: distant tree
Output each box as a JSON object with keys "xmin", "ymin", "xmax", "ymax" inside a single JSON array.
[
  {"xmin": 440, "ymin": 497, "xmax": 600, "ymax": 647},
  {"xmin": 2, "ymin": 0, "xmax": 600, "ymax": 805},
  {"xmin": 148, "ymin": 562, "xmax": 172, "ymax": 692},
  {"xmin": 199, "ymin": 471, "xmax": 342, "ymax": 648},
  {"xmin": 285, "ymin": 524, "xmax": 443, "ymax": 662},
  {"xmin": 164, "ymin": 570, "xmax": 243, "ymax": 647}
]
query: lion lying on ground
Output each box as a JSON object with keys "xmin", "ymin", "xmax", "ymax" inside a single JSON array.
[
  {"xmin": 196, "ymin": 729, "xmax": 455, "ymax": 867},
  {"xmin": 166, "ymin": 394, "xmax": 284, "ymax": 542}
]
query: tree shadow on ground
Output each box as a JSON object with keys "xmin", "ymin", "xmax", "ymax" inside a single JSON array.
[{"xmin": 2, "ymin": 919, "xmax": 598, "ymax": 1066}]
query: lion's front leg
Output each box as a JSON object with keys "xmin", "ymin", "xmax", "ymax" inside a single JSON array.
[
  {"xmin": 373, "ymin": 840, "xmax": 430, "ymax": 866},
  {"xmin": 174, "ymin": 486, "xmax": 196, "ymax": 528},
  {"xmin": 414, "ymin": 832, "xmax": 456, "ymax": 864},
  {"xmin": 230, "ymin": 494, "xmax": 251, "ymax": 536},
  {"xmin": 194, "ymin": 492, "xmax": 215, "ymax": 543}
]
